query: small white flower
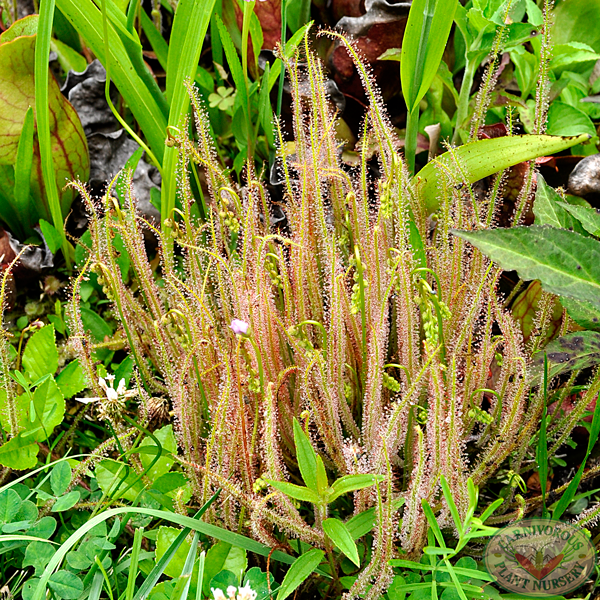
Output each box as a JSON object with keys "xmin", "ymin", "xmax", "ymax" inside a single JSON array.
[
  {"xmin": 227, "ymin": 586, "xmax": 237, "ymax": 600},
  {"xmin": 76, "ymin": 372, "xmax": 137, "ymax": 422},
  {"xmin": 237, "ymin": 582, "xmax": 258, "ymax": 600},
  {"xmin": 211, "ymin": 589, "xmax": 226, "ymax": 600}
]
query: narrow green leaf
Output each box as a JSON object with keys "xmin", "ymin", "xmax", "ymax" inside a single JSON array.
[
  {"xmin": 440, "ymin": 475, "xmax": 463, "ymax": 537},
  {"xmin": 421, "ymin": 500, "xmax": 446, "ymax": 548},
  {"xmin": 401, "ymin": 0, "xmax": 458, "ymax": 112},
  {"xmin": 419, "ymin": 134, "xmax": 590, "ymax": 212},
  {"xmin": 292, "ymin": 418, "xmax": 318, "ymax": 493},
  {"xmin": 55, "ymin": 0, "xmax": 167, "ymax": 162},
  {"xmin": 452, "ymin": 225, "xmax": 600, "ymax": 309},
  {"xmin": 13, "ymin": 106, "xmax": 34, "ymax": 227},
  {"xmin": 276, "ymin": 549, "xmax": 325, "ymax": 600},
  {"xmin": 265, "ymin": 480, "xmax": 321, "ymax": 504},
  {"xmin": 39, "ymin": 220, "xmax": 63, "ymax": 255},
  {"xmin": 35, "ymin": 0, "xmax": 70, "ymax": 265},
  {"xmin": 345, "ymin": 498, "xmax": 404, "ymax": 540},
  {"xmin": 327, "ymin": 474, "xmax": 385, "ymax": 503},
  {"xmin": 322, "ymin": 518, "xmax": 359, "ymax": 566},
  {"xmin": 161, "ymin": 0, "xmax": 217, "ymax": 230}
]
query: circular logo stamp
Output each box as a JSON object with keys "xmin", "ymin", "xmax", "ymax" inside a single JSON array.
[{"xmin": 484, "ymin": 518, "xmax": 596, "ymax": 597}]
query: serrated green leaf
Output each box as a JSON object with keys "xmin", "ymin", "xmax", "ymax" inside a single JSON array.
[
  {"xmin": 55, "ymin": 359, "xmax": 87, "ymax": 399},
  {"xmin": 323, "ymin": 518, "xmax": 359, "ymax": 566},
  {"xmin": 327, "ymin": 474, "xmax": 385, "ymax": 503},
  {"xmin": 452, "ymin": 225, "xmax": 600, "ymax": 308},
  {"xmin": 0, "ymin": 435, "xmax": 38, "ymax": 470},
  {"xmin": 419, "ymin": 134, "xmax": 590, "ymax": 213},
  {"xmin": 265, "ymin": 480, "xmax": 321, "ymax": 504},
  {"xmin": 276, "ymin": 549, "xmax": 325, "ymax": 600},
  {"xmin": 534, "ymin": 176, "xmax": 580, "ymax": 231},
  {"xmin": 559, "ymin": 201, "xmax": 600, "ymax": 237},
  {"xmin": 22, "ymin": 325, "xmax": 58, "ymax": 383},
  {"xmin": 0, "ymin": 489, "xmax": 22, "ymax": 523},
  {"xmin": 561, "ymin": 297, "xmax": 600, "ymax": 331}
]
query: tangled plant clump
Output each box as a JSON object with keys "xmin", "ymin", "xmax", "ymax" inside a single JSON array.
[{"xmin": 67, "ymin": 33, "xmax": 598, "ymax": 598}]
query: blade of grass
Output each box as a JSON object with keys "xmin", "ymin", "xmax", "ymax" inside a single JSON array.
[
  {"xmin": 12, "ymin": 106, "xmax": 35, "ymax": 237},
  {"xmin": 161, "ymin": 0, "xmax": 217, "ymax": 239},
  {"xmin": 35, "ymin": 0, "xmax": 72, "ymax": 268},
  {"xmin": 125, "ymin": 528, "xmax": 144, "ymax": 600},
  {"xmin": 140, "ymin": 9, "xmax": 168, "ymax": 72},
  {"xmin": 55, "ymin": 0, "xmax": 167, "ymax": 162}
]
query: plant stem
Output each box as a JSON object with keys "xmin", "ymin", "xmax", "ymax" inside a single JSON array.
[{"xmin": 453, "ymin": 60, "xmax": 476, "ymax": 144}]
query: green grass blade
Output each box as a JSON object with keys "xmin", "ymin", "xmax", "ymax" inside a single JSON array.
[
  {"xmin": 176, "ymin": 532, "xmax": 199, "ymax": 600},
  {"xmin": 439, "ymin": 475, "xmax": 463, "ymax": 537},
  {"xmin": 35, "ymin": 0, "xmax": 71, "ymax": 267},
  {"xmin": 161, "ymin": 0, "xmax": 217, "ymax": 233},
  {"xmin": 125, "ymin": 528, "xmax": 144, "ymax": 600},
  {"xmin": 55, "ymin": 0, "xmax": 167, "ymax": 163},
  {"xmin": 140, "ymin": 9, "xmax": 168, "ymax": 72},
  {"xmin": 13, "ymin": 106, "xmax": 34, "ymax": 234},
  {"xmin": 33, "ymin": 501, "xmax": 300, "ymax": 600},
  {"xmin": 88, "ymin": 571, "xmax": 104, "ymax": 600}
]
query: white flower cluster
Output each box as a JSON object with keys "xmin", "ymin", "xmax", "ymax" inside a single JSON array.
[{"xmin": 211, "ymin": 582, "xmax": 257, "ymax": 600}]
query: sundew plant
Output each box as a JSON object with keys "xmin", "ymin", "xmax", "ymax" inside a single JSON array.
[{"xmin": 67, "ymin": 30, "xmax": 597, "ymax": 599}]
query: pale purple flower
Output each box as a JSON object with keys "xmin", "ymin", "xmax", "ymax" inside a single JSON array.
[{"xmin": 230, "ymin": 319, "xmax": 249, "ymax": 335}]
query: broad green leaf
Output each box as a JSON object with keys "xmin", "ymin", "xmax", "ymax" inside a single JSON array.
[
  {"xmin": 0, "ymin": 489, "xmax": 22, "ymax": 523},
  {"xmin": 0, "ymin": 15, "xmax": 89, "ymax": 235},
  {"xmin": 0, "ymin": 434, "xmax": 39, "ymax": 470},
  {"xmin": 559, "ymin": 201, "xmax": 600, "ymax": 237},
  {"xmin": 322, "ymin": 518, "xmax": 359, "ymax": 566},
  {"xmin": 23, "ymin": 541, "xmax": 56, "ymax": 576},
  {"xmin": 292, "ymin": 418, "xmax": 319, "ymax": 493},
  {"xmin": 418, "ymin": 134, "xmax": 590, "ymax": 212},
  {"xmin": 16, "ymin": 377, "xmax": 65, "ymax": 442},
  {"xmin": 209, "ymin": 570, "xmax": 238, "ymax": 597},
  {"xmin": 202, "ymin": 542, "xmax": 247, "ymax": 596},
  {"xmin": 80, "ymin": 308, "xmax": 112, "ymax": 342},
  {"xmin": 401, "ymin": 0, "xmax": 458, "ymax": 112},
  {"xmin": 22, "ymin": 325, "xmax": 58, "ymax": 383},
  {"xmin": 276, "ymin": 549, "xmax": 325, "ymax": 600},
  {"xmin": 55, "ymin": 360, "xmax": 87, "ymax": 399},
  {"xmin": 139, "ymin": 424, "xmax": 176, "ymax": 482},
  {"xmin": 561, "ymin": 297, "xmax": 600, "ymax": 331},
  {"xmin": 265, "ymin": 480, "xmax": 321, "ymax": 504},
  {"xmin": 327, "ymin": 474, "xmax": 385, "ymax": 503},
  {"xmin": 546, "ymin": 102, "xmax": 597, "ymax": 137},
  {"xmin": 50, "ymin": 462, "xmax": 72, "ymax": 497},
  {"xmin": 534, "ymin": 175, "xmax": 579, "ymax": 231},
  {"xmin": 52, "ymin": 491, "xmax": 80, "ymax": 512},
  {"xmin": 95, "ymin": 460, "xmax": 145, "ymax": 502},
  {"xmin": 243, "ymin": 567, "xmax": 276, "ymax": 600},
  {"xmin": 287, "ymin": 0, "xmax": 311, "ymax": 33},
  {"xmin": 452, "ymin": 225, "xmax": 600, "ymax": 308},
  {"xmin": 48, "ymin": 570, "xmax": 84, "ymax": 599},
  {"xmin": 156, "ymin": 526, "xmax": 193, "ymax": 579},
  {"xmin": 552, "ymin": 0, "xmax": 600, "ymax": 53},
  {"xmin": 530, "ymin": 332, "xmax": 600, "ymax": 383}
]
